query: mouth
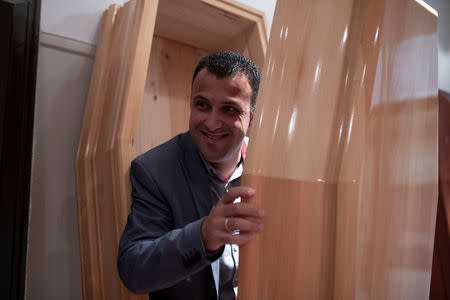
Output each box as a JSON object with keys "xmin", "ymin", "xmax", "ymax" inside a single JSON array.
[{"xmin": 201, "ymin": 130, "xmax": 229, "ymax": 141}]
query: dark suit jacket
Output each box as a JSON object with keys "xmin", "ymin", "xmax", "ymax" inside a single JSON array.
[{"xmin": 118, "ymin": 132, "xmax": 222, "ymax": 300}]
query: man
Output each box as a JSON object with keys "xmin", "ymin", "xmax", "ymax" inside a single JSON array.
[{"xmin": 118, "ymin": 51, "xmax": 264, "ymax": 299}]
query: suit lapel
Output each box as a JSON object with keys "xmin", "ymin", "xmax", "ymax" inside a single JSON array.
[
  {"xmin": 178, "ymin": 132, "xmax": 220, "ymax": 298},
  {"xmin": 178, "ymin": 132, "xmax": 216, "ymax": 218}
]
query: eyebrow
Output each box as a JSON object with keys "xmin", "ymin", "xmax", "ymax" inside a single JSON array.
[
  {"xmin": 192, "ymin": 95, "xmax": 243, "ymax": 109},
  {"xmin": 222, "ymin": 100, "xmax": 243, "ymax": 108},
  {"xmin": 192, "ymin": 95, "xmax": 209, "ymax": 101}
]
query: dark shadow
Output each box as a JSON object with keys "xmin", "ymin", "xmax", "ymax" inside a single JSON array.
[{"xmin": 0, "ymin": 1, "xmax": 41, "ymax": 299}]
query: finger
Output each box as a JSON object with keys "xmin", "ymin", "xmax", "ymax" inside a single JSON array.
[
  {"xmin": 227, "ymin": 232, "xmax": 257, "ymax": 246},
  {"xmin": 224, "ymin": 217, "xmax": 263, "ymax": 233},
  {"xmin": 222, "ymin": 202, "xmax": 264, "ymax": 218},
  {"xmin": 201, "ymin": 217, "xmax": 232, "ymax": 252},
  {"xmin": 214, "ymin": 231, "xmax": 251, "ymax": 245},
  {"xmin": 220, "ymin": 186, "xmax": 255, "ymax": 205},
  {"xmin": 206, "ymin": 216, "xmax": 231, "ymax": 234}
]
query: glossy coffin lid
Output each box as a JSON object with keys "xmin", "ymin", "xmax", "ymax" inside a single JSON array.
[{"xmin": 240, "ymin": 0, "xmax": 438, "ymax": 299}]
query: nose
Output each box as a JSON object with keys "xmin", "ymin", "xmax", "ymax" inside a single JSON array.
[{"xmin": 204, "ymin": 111, "xmax": 222, "ymax": 132}]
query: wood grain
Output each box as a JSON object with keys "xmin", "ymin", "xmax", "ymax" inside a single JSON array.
[
  {"xmin": 154, "ymin": 0, "xmax": 267, "ymax": 69},
  {"xmin": 136, "ymin": 37, "xmax": 207, "ymax": 154},
  {"xmin": 240, "ymin": 0, "xmax": 438, "ymax": 299},
  {"xmin": 75, "ymin": 1, "xmax": 157, "ymax": 299},
  {"xmin": 75, "ymin": 5, "xmax": 119, "ymax": 299}
]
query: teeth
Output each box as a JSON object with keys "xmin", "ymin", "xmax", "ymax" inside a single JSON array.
[{"xmin": 203, "ymin": 132, "xmax": 224, "ymax": 139}]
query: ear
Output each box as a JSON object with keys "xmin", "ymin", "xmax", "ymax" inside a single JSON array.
[{"xmin": 249, "ymin": 111, "xmax": 254, "ymax": 127}]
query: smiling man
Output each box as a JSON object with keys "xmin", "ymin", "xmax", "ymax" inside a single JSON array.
[
  {"xmin": 118, "ymin": 51, "xmax": 264, "ymax": 300},
  {"xmin": 189, "ymin": 69, "xmax": 251, "ymax": 179}
]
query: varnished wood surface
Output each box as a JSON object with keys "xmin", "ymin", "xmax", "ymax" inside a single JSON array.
[
  {"xmin": 240, "ymin": 0, "xmax": 438, "ymax": 299},
  {"xmin": 75, "ymin": 1, "xmax": 157, "ymax": 299},
  {"xmin": 154, "ymin": 0, "xmax": 267, "ymax": 70},
  {"xmin": 136, "ymin": 37, "xmax": 207, "ymax": 154},
  {"xmin": 75, "ymin": 0, "xmax": 268, "ymax": 299},
  {"xmin": 75, "ymin": 5, "xmax": 120, "ymax": 299}
]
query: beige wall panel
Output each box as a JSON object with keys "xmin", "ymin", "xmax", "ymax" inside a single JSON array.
[
  {"xmin": 240, "ymin": 0, "xmax": 438, "ymax": 299},
  {"xmin": 27, "ymin": 40, "xmax": 92, "ymax": 300}
]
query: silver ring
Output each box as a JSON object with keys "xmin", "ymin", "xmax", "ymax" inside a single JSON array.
[{"xmin": 224, "ymin": 217, "xmax": 231, "ymax": 232}]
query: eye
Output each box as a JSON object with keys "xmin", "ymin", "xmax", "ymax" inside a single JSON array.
[
  {"xmin": 223, "ymin": 105, "xmax": 240, "ymax": 114},
  {"xmin": 194, "ymin": 100, "xmax": 210, "ymax": 111}
]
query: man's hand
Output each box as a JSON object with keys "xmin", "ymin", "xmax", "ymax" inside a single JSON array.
[{"xmin": 201, "ymin": 186, "xmax": 264, "ymax": 253}]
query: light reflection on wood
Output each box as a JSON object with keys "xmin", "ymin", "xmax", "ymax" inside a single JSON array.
[{"xmin": 239, "ymin": 0, "xmax": 438, "ymax": 299}]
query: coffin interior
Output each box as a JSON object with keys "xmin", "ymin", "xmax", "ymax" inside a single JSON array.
[{"xmin": 137, "ymin": 0, "xmax": 267, "ymax": 154}]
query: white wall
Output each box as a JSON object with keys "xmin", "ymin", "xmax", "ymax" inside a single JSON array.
[
  {"xmin": 26, "ymin": 1, "xmax": 277, "ymax": 300},
  {"xmin": 26, "ymin": 35, "xmax": 95, "ymax": 300},
  {"xmin": 425, "ymin": 0, "xmax": 450, "ymax": 92}
]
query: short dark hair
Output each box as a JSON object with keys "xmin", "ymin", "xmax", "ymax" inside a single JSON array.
[{"xmin": 192, "ymin": 51, "xmax": 260, "ymax": 113}]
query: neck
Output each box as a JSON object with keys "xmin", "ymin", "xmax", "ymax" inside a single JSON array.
[{"xmin": 210, "ymin": 151, "xmax": 241, "ymax": 180}]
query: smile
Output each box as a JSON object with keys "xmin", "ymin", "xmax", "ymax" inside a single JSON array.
[{"xmin": 201, "ymin": 130, "xmax": 228, "ymax": 141}]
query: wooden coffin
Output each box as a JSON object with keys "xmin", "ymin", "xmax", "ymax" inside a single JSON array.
[
  {"xmin": 239, "ymin": 0, "xmax": 438, "ymax": 299},
  {"xmin": 74, "ymin": 1, "xmax": 267, "ymax": 299}
]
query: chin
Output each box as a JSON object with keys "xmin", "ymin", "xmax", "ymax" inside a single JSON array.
[{"xmin": 201, "ymin": 151, "xmax": 227, "ymax": 164}]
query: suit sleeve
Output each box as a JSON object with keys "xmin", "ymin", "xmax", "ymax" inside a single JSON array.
[{"xmin": 117, "ymin": 159, "xmax": 219, "ymax": 294}]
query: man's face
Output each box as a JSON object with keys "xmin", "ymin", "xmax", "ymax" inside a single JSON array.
[{"xmin": 189, "ymin": 68, "xmax": 253, "ymax": 166}]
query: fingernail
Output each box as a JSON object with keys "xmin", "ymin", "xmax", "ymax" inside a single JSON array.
[
  {"xmin": 247, "ymin": 188, "xmax": 255, "ymax": 197},
  {"xmin": 258, "ymin": 224, "xmax": 264, "ymax": 231},
  {"xmin": 259, "ymin": 209, "xmax": 265, "ymax": 216}
]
